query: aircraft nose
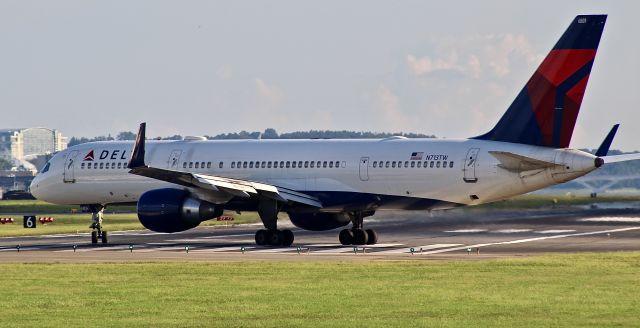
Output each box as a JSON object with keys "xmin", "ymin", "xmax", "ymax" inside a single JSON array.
[{"xmin": 29, "ymin": 175, "xmax": 42, "ymax": 200}]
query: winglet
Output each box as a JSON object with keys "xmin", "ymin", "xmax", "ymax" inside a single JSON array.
[
  {"xmin": 595, "ymin": 124, "xmax": 619, "ymax": 157},
  {"xmin": 128, "ymin": 122, "xmax": 147, "ymax": 169}
]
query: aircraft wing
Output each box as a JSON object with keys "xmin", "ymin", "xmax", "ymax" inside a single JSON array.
[
  {"xmin": 488, "ymin": 151, "xmax": 561, "ymax": 172},
  {"xmin": 127, "ymin": 123, "xmax": 322, "ymax": 208}
]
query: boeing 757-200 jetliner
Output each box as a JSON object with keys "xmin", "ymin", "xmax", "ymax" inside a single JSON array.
[{"xmin": 30, "ymin": 15, "xmax": 640, "ymax": 246}]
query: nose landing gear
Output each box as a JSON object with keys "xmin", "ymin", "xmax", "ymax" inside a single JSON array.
[{"xmin": 88, "ymin": 205, "xmax": 108, "ymax": 244}]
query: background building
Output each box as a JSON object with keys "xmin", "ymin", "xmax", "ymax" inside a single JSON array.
[{"xmin": 0, "ymin": 127, "xmax": 67, "ymax": 162}]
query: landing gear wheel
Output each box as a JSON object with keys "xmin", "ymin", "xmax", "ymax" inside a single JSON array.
[
  {"xmin": 352, "ymin": 228, "xmax": 368, "ymax": 245},
  {"xmin": 268, "ymin": 230, "xmax": 282, "ymax": 246},
  {"xmin": 339, "ymin": 229, "xmax": 353, "ymax": 245},
  {"xmin": 365, "ymin": 229, "xmax": 378, "ymax": 245},
  {"xmin": 255, "ymin": 229, "xmax": 268, "ymax": 246},
  {"xmin": 91, "ymin": 231, "xmax": 98, "ymax": 244},
  {"xmin": 281, "ymin": 229, "xmax": 294, "ymax": 247},
  {"xmin": 101, "ymin": 231, "xmax": 108, "ymax": 244}
]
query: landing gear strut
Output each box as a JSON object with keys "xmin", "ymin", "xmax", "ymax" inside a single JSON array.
[
  {"xmin": 89, "ymin": 205, "xmax": 108, "ymax": 244},
  {"xmin": 339, "ymin": 211, "xmax": 378, "ymax": 245},
  {"xmin": 255, "ymin": 200, "xmax": 294, "ymax": 247}
]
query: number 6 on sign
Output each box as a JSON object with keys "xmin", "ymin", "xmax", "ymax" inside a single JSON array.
[{"xmin": 23, "ymin": 216, "xmax": 36, "ymax": 228}]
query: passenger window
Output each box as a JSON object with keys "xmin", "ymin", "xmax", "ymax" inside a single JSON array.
[
  {"xmin": 417, "ymin": 161, "xmax": 421, "ymax": 168},
  {"xmin": 430, "ymin": 161, "xmax": 434, "ymax": 168},
  {"xmin": 404, "ymin": 161, "xmax": 409, "ymax": 168},
  {"xmin": 285, "ymin": 161, "xmax": 290, "ymax": 168},
  {"xmin": 195, "ymin": 162, "xmax": 200, "ymax": 169},
  {"xmin": 267, "ymin": 161, "xmax": 272, "ymax": 168},
  {"xmin": 442, "ymin": 161, "xmax": 447, "ymax": 168},
  {"xmin": 449, "ymin": 161, "xmax": 454, "ymax": 168},
  {"xmin": 298, "ymin": 161, "xmax": 303, "ymax": 168},
  {"xmin": 316, "ymin": 161, "xmax": 321, "ymax": 168},
  {"xmin": 279, "ymin": 161, "xmax": 284, "ymax": 168},
  {"xmin": 111, "ymin": 163, "xmax": 116, "ymax": 169},
  {"xmin": 261, "ymin": 161, "xmax": 266, "ymax": 168},
  {"xmin": 304, "ymin": 161, "xmax": 309, "ymax": 168},
  {"xmin": 99, "ymin": 163, "xmax": 104, "ymax": 169},
  {"xmin": 81, "ymin": 163, "xmax": 85, "ymax": 169},
  {"xmin": 249, "ymin": 162, "xmax": 254, "ymax": 168},
  {"xmin": 219, "ymin": 162, "xmax": 223, "ymax": 169},
  {"xmin": 392, "ymin": 162, "xmax": 396, "ymax": 168},
  {"xmin": 323, "ymin": 161, "xmax": 327, "ymax": 168},
  {"xmin": 231, "ymin": 162, "xmax": 236, "ymax": 169},
  {"xmin": 94, "ymin": 163, "xmax": 98, "ymax": 169},
  {"xmin": 207, "ymin": 162, "xmax": 212, "ymax": 169},
  {"xmin": 335, "ymin": 161, "xmax": 340, "ymax": 168},
  {"xmin": 373, "ymin": 161, "xmax": 377, "ymax": 168},
  {"xmin": 423, "ymin": 161, "xmax": 428, "ymax": 168},
  {"xmin": 436, "ymin": 161, "xmax": 441, "ymax": 168},
  {"xmin": 188, "ymin": 162, "xmax": 192, "ymax": 168},
  {"xmin": 410, "ymin": 161, "xmax": 415, "ymax": 168},
  {"xmin": 117, "ymin": 163, "xmax": 121, "ymax": 169},
  {"xmin": 329, "ymin": 161, "xmax": 334, "ymax": 168},
  {"xmin": 86, "ymin": 163, "xmax": 91, "ymax": 170},
  {"xmin": 243, "ymin": 162, "xmax": 248, "ymax": 168},
  {"xmin": 292, "ymin": 161, "xmax": 297, "ymax": 168},
  {"xmin": 183, "ymin": 162, "xmax": 187, "ymax": 169},
  {"xmin": 310, "ymin": 161, "xmax": 315, "ymax": 168},
  {"xmin": 385, "ymin": 161, "xmax": 390, "ymax": 168}
]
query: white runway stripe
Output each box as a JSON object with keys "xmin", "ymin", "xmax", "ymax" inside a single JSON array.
[
  {"xmin": 493, "ymin": 229, "xmax": 532, "ymax": 233},
  {"xmin": 375, "ymin": 244, "xmax": 462, "ymax": 254},
  {"xmin": 535, "ymin": 229, "xmax": 576, "ymax": 234},
  {"xmin": 578, "ymin": 217, "xmax": 640, "ymax": 223},
  {"xmin": 444, "ymin": 229, "xmax": 487, "ymax": 233},
  {"xmin": 419, "ymin": 227, "xmax": 640, "ymax": 255}
]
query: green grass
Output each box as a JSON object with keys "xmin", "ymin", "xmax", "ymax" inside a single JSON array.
[{"xmin": 0, "ymin": 252, "xmax": 639, "ymax": 327}]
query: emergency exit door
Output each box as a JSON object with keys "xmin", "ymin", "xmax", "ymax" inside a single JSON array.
[
  {"xmin": 168, "ymin": 150, "xmax": 183, "ymax": 169},
  {"xmin": 359, "ymin": 157, "xmax": 370, "ymax": 181},
  {"xmin": 463, "ymin": 148, "xmax": 479, "ymax": 183}
]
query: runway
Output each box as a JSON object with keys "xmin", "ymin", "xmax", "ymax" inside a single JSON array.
[{"xmin": 1, "ymin": 207, "xmax": 639, "ymax": 262}]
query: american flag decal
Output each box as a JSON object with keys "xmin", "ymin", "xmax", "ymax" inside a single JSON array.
[{"xmin": 410, "ymin": 152, "xmax": 423, "ymax": 160}]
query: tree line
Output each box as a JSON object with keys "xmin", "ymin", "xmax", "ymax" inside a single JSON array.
[{"xmin": 68, "ymin": 129, "xmax": 436, "ymax": 147}]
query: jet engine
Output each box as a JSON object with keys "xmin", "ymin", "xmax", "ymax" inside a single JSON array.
[
  {"xmin": 137, "ymin": 188, "xmax": 223, "ymax": 233},
  {"xmin": 288, "ymin": 212, "xmax": 350, "ymax": 231}
]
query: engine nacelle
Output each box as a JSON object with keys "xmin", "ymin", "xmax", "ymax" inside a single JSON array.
[
  {"xmin": 137, "ymin": 188, "xmax": 223, "ymax": 233},
  {"xmin": 288, "ymin": 212, "xmax": 350, "ymax": 231}
]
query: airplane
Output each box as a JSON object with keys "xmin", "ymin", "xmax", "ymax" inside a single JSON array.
[{"xmin": 29, "ymin": 14, "xmax": 640, "ymax": 246}]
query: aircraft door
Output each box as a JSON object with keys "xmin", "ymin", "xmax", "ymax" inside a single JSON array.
[
  {"xmin": 168, "ymin": 150, "xmax": 183, "ymax": 169},
  {"xmin": 63, "ymin": 150, "xmax": 79, "ymax": 183},
  {"xmin": 463, "ymin": 148, "xmax": 479, "ymax": 183},
  {"xmin": 359, "ymin": 157, "xmax": 370, "ymax": 181}
]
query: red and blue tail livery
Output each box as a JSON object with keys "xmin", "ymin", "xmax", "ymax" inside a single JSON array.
[{"xmin": 475, "ymin": 15, "xmax": 607, "ymax": 148}]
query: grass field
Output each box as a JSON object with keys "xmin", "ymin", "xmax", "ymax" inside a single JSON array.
[{"xmin": 0, "ymin": 252, "xmax": 638, "ymax": 327}]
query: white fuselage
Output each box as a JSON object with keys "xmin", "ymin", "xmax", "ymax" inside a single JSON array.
[{"xmin": 30, "ymin": 137, "xmax": 599, "ymax": 212}]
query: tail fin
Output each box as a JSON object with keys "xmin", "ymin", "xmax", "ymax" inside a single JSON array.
[{"xmin": 474, "ymin": 15, "xmax": 607, "ymax": 148}]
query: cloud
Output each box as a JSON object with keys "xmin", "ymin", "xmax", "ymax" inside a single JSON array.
[
  {"xmin": 254, "ymin": 78, "xmax": 284, "ymax": 104},
  {"xmin": 406, "ymin": 34, "xmax": 542, "ymax": 80}
]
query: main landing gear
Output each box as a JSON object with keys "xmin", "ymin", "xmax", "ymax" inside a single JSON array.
[
  {"xmin": 88, "ymin": 205, "xmax": 108, "ymax": 244},
  {"xmin": 339, "ymin": 211, "xmax": 378, "ymax": 245},
  {"xmin": 255, "ymin": 200, "xmax": 294, "ymax": 247}
]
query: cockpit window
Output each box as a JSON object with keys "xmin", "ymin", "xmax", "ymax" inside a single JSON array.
[{"xmin": 41, "ymin": 162, "xmax": 51, "ymax": 173}]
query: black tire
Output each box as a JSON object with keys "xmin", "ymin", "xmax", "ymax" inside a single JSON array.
[
  {"xmin": 91, "ymin": 231, "xmax": 98, "ymax": 244},
  {"xmin": 352, "ymin": 228, "xmax": 368, "ymax": 245},
  {"xmin": 255, "ymin": 229, "xmax": 268, "ymax": 245},
  {"xmin": 281, "ymin": 229, "xmax": 294, "ymax": 247},
  {"xmin": 268, "ymin": 230, "xmax": 282, "ymax": 246},
  {"xmin": 339, "ymin": 229, "xmax": 353, "ymax": 245},
  {"xmin": 101, "ymin": 231, "xmax": 108, "ymax": 244},
  {"xmin": 365, "ymin": 229, "xmax": 378, "ymax": 245}
]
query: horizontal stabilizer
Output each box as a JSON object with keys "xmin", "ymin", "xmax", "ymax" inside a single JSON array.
[
  {"xmin": 489, "ymin": 151, "xmax": 561, "ymax": 172},
  {"xmin": 601, "ymin": 153, "xmax": 640, "ymax": 164}
]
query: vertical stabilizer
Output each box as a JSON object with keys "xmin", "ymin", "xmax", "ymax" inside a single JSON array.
[{"xmin": 474, "ymin": 15, "xmax": 606, "ymax": 148}]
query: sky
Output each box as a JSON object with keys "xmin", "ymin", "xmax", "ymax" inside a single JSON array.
[{"xmin": 1, "ymin": 1, "xmax": 638, "ymax": 150}]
